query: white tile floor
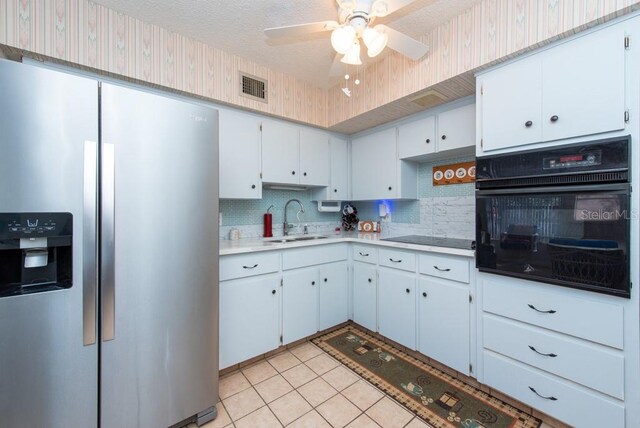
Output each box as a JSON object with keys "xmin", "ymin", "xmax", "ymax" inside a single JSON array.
[{"xmin": 193, "ymin": 341, "xmax": 558, "ymax": 428}]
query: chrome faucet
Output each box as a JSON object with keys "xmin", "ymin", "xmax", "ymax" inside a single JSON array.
[{"xmin": 283, "ymin": 199, "xmax": 305, "ymax": 236}]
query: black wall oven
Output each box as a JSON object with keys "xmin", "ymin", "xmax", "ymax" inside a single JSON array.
[{"xmin": 475, "ymin": 137, "xmax": 631, "ymax": 297}]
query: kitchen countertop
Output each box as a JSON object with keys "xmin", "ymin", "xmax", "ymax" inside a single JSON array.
[{"xmin": 219, "ymin": 232, "xmax": 475, "ymax": 257}]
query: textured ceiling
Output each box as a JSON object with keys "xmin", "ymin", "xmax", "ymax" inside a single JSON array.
[{"xmin": 92, "ymin": 0, "xmax": 481, "ymax": 88}]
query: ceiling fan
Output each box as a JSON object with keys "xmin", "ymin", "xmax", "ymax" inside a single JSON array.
[{"xmin": 264, "ymin": 0, "xmax": 429, "ymax": 76}]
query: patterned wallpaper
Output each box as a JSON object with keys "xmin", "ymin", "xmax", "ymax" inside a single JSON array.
[
  {"xmin": 0, "ymin": 0, "xmax": 328, "ymax": 127},
  {"xmin": 327, "ymin": 0, "xmax": 640, "ymax": 127},
  {"xmin": 1, "ymin": 0, "xmax": 638, "ymax": 131}
]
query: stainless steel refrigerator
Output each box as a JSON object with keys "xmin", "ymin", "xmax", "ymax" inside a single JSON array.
[{"xmin": 0, "ymin": 60, "xmax": 219, "ymax": 428}]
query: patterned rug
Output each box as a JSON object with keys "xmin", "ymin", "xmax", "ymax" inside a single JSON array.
[{"xmin": 313, "ymin": 325, "xmax": 541, "ymax": 428}]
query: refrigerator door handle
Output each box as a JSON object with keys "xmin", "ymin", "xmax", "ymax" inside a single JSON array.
[
  {"xmin": 83, "ymin": 141, "xmax": 99, "ymax": 346},
  {"xmin": 101, "ymin": 142, "xmax": 116, "ymax": 341}
]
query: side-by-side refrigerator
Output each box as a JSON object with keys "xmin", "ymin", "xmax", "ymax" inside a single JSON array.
[{"xmin": 0, "ymin": 60, "xmax": 219, "ymax": 428}]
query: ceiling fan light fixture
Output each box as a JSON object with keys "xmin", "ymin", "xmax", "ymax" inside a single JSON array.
[
  {"xmin": 362, "ymin": 27, "xmax": 388, "ymax": 57},
  {"xmin": 336, "ymin": 0, "xmax": 356, "ymax": 12},
  {"xmin": 341, "ymin": 41, "xmax": 362, "ymax": 65},
  {"xmin": 370, "ymin": 0, "xmax": 389, "ymax": 16},
  {"xmin": 331, "ymin": 26, "xmax": 356, "ymax": 54}
]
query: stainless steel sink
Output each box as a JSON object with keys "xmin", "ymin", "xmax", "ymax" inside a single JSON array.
[{"xmin": 264, "ymin": 235, "xmax": 328, "ymax": 243}]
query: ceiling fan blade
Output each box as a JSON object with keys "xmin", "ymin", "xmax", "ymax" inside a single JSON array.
[
  {"xmin": 376, "ymin": 24, "xmax": 429, "ymax": 60},
  {"xmin": 371, "ymin": 0, "xmax": 416, "ymax": 17},
  {"xmin": 264, "ymin": 21, "xmax": 339, "ymax": 38},
  {"xmin": 329, "ymin": 52, "xmax": 346, "ymax": 77}
]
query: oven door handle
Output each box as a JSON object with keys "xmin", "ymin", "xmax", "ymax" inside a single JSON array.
[{"xmin": 476, "ymin": 183, "xmax": 629, "ymax": 196}]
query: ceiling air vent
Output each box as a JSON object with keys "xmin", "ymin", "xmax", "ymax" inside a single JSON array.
[
  {"xmin": 240, "ymin": 73, "xmax": 267, "ymax": 103},
  {"xmin": 410, "ymin": 89, "xmax": 447, "ymax": 108}
]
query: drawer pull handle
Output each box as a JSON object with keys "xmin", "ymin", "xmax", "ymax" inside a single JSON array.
[
  {"xmin": 422, "ymin": 292, "xmax": 427, "ymax": 297},
  {"xmin": 368, "ymin": 278, "xmax": 372, "ymax": 283},
  {"xmin": 405, "ymin": 288, "xmax": 410, "ymax": 294},
  {"xmin": 528, "ymin": 345, "xmax": 557, "ymax": 358},
  {"xmin": 271, "ymin": 290, "xmax": 276, "ymax": 295},
  {"xmin": 433, "ymin": 266, "xmax": 451, "ymax": 272},
  {"xmin": 359, "ymin": 252, "xmax": 369, "ymax": 257},
  {"xmin": 528, "ymin": 386, "xmax": 557, "ymax": 401},
  {"xmin": 311, "ymin": 281, "xmax": 315, "ymax": 286},
  {"xmin": 389, "ymin": 258, "xmax": 402, "ymax": 263},
  {"xmin": 528, "ymin": 304, "xmax": 556, "ymax": 314},
  {"xmin": 242, "ymin": 264, "xmax": 259, "ymax": 269}
]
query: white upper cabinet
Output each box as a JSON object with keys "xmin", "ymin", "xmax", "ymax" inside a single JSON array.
[
  {"xmin": 351, "ymin": 128, "xmax": 417, "ymax": 200},
  {"xmin": 262, "ymin": 120, "xmax": 299, "ymax": 184},
  {"xmin": 313, "ymin": 137, "xmax": 349, "ymax": 201},
  {"xmin": 478, "ymin": 23, "xmax": 627, "ymax": 153},
  {"xmin": 219, "ymin": 109, "xmax": 262, "ymax": 199},
  {"xmin": 398, "ymin": 115, "xmax": 436, "ymax": 159},
  {"xmin": 398, "ymin": 102, "xmax": 475, "ymax": 161},
  {"xmin": 262, "ymin": 120, "xmax": 331, "ymax": 187},
  {"xmin": 541, "ymin": 26, "xmax": 625, "ymax": 142},
  {"xmin": 299, "ymin": 129, "xmax": 330, "ymax": 186},
  {"xmin": 478, "ymin": 56, "xmax": 542, "ymax": 152},
  {"xmin": 437, "ymin": 103, "xmax": 476, "ymax": 151}
]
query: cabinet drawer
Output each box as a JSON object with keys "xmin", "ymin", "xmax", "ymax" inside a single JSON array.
[
  {"xmin": 220, "ymin": 252, "xmax": 280, "ymax": 281},
  {"xmin": 378, "ymin": 248, "xmax": 416, "ymax": 272},
  {"xmin": 352, "ymin": 245, "xmax": 377, "ymax": 264},
  {"xmin": 483, "ymin": 315, "xmax": 624, "ymax": 399},
  {"xmin": 419, "ymin": 253, "xmax": 470, "ymax": 283},
  {"xmin": 484, "ymin": 351, "xmax": 624, "ymax": 428},
  {"xmin": 282, "ymin": 244, "xmax": 348, "ymax": 270},
  {"xmin": 482, "ymin": 277, "xmax": 623, "ymax": 349}
]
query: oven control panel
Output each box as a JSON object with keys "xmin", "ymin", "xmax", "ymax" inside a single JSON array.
[{"xmin": 543, "ymin": 151, "xmax": 601, "ymax": 170}]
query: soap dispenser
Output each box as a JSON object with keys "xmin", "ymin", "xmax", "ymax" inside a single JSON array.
[{"xmin": 263, "ymin": 205, "xmax": 274, "ymax": 238}]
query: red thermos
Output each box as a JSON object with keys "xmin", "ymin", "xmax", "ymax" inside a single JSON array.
[{"xmin": 263, "ymin": 205, "xmax": 274, "ymax": 237}]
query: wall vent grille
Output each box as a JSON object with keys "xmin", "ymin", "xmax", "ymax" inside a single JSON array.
[{"xmin": 240, "ymin": 73, "xmax": 267, "ymax": 103}]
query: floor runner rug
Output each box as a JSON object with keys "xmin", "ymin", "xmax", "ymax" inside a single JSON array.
[{"xmin": 313, "ymin": 325, "xmax": 541, "ymax": 428}]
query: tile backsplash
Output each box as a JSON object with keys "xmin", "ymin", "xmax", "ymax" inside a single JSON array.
[{"xmin": 220, "ymin": 154, "xmax": 475, "ymax": 240}]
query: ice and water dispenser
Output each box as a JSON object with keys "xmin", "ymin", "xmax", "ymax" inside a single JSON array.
[{"xmin": 0, "ymin": 213, "xmax": 73, "ymax": 297}]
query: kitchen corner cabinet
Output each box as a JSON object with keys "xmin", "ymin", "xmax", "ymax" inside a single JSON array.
[
  {"xmin": 351, "ymin": 128, "xmax": 417, "ymax": 200},
  {"xmin": 219, "ymin": 109, "xmax": 262, "ymax": 199},
  {"xmin": 398, "ymin": 103, "xmax": 475, "ymax": 161},
  {"xmin": 282, "ymin": 245, "xmax": 349, "ymax": 344},
  {"xmin": 219, "ymin": 274, "xmax": 280, "ymax": 369},
  {"xmin": 261, "ymin": 120, "xmax": 330, "ymax": 186},
  {"xmin": 478, "ymin": 23, "xmax": 626, "ymax": 153},
  {"xmin": 353, "ymin": 261, "xmax": 378, "ymax": 332},
  {"xmin": 313, "ymin": 137, "xmax": 348, "ymax": 201}
]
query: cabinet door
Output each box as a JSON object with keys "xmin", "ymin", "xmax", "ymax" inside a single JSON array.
[
  {"xmin": 319, "ymin": 261, "xmax": 348, "ymax": 330},
  {"xmin": 479, "ymin": 55, "xmax": 543, "ymax": 152},
  {"xmin": 262, "ymin": 120, "xmax": 299, "ymax": 184},
  {"xmin": 299, "ymin": 129, "xmax": 330, "ymax": 186},
  {"xmin": 437, "ymin": 103, "xmax": 476, "ymax": 152},
  {"xmin": 219, "ymin": 109, "xmax": 262, "ymax": 199},
  {"xmin": 378, "ymin": 268, "xmax": 416, "ymax": 349},
  {"xmin": 418, "ymin": 278, "xmax": 470, "ymax": 375},
  {"xmin": 283, "ymin": 267, "xmax": 319, "ymax": 344},
  {"xmin": 351, "ymin": 128, "xmax": 397, "ymax": 200},
  {"xmin": 219, "ymin": 274, "xmax": 280, "ymax": 369},
  {"xmin": 398, "ymin": 115, "xmax": 436, "ymax": 159},
  {"xmin": 329, "ymin": 137, "xmax": 349, "ymax": 200},
  {"xmin": 353, "ymin": 262, "xmax": 377, "ymax": 332},
  {"xmin": 542, "ymin": 26, "xmax": 626, "ymax": 142}
]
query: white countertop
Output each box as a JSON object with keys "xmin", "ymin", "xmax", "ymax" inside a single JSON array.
[{"xmin": 219, "ymin": 232, "xmax": 475, "ymax": 257}]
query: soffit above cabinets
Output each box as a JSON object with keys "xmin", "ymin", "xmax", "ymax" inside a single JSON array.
[{"xmin": 91, "ymin": 0, "xmax": 481, "ymax": 89}]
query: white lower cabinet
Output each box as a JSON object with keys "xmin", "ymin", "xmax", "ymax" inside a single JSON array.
[
  {"xmin": 418, "ymin": 278, "xmax": 470, "ymax": 375},
  {"xmin": 378, "ymin": 268, "xmax": 416, "ymax": 349},
  {"xmin": 319, "ymin": 261, "xmax": 349, "ymax": 330},
  {"xmin": 219, "ymin": 274, "xmax": 280, "ymax": 369},
  {"xmin": 353, "ymin": 261, "xmax": 378, "ymax": 332},
  {"xmin": 282, "ymin": 267, "xmax": 319, "ymax": 345}
]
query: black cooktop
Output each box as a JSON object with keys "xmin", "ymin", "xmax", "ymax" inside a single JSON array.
[{"xmin": 381, "ymin": 235, "xmax": 475, "ymax": 250}]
